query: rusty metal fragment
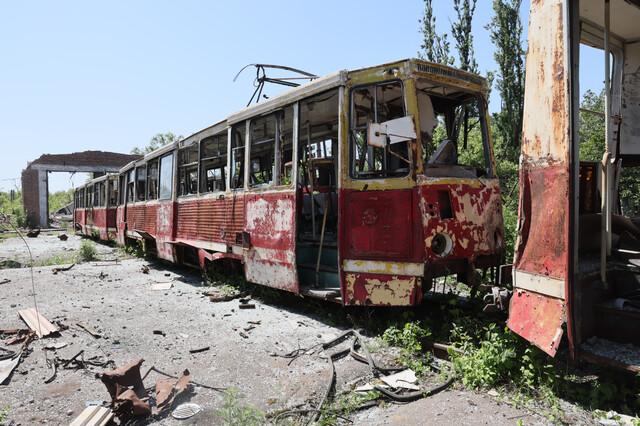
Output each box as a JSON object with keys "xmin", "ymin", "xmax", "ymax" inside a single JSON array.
[
  {"xmin": 52, "ymin": 263, "xmax": 74, "ymax": 274},
  {"xmin": 154, "ymin": 369, "xmax": 190, "ymax": 414},
  {"xmin": 18, "ymin": 308, "xmax": 58, "ymax": 338},
  {"xmin": 101, "ymin": 358, "xmax": 151, "ymax": 417}
]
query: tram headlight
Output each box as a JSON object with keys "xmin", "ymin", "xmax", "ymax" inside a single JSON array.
[{"xmin": 431, "ymin": 232, "xmax": 453, "ymax": 257}]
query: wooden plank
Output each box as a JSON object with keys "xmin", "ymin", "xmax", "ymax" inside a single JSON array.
[
  {"xmin": 18, "ymin": 308, "xmax": 58, "ymax": 338},
  {"xmin": 69, "ymin": 405, "xmax": 113, "ymax": 426}
]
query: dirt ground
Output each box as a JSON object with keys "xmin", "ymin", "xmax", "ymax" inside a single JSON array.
[{"xmin": 0, "ymin": 232, "xmax": 593, "ymax": 425}]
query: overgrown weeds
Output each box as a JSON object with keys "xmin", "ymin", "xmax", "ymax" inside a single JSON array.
[
  {"xmin": 212, "ymin": 388, "xmax": 264, "ymax": 425},
  {"xmin": 78, "ymin": 239, "xmax": 98, "ymax": 262}
]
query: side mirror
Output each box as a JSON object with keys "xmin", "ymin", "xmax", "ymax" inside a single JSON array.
[{"xmin": 367, "ymin": 115, "xmax": 417, "ymax": 148}]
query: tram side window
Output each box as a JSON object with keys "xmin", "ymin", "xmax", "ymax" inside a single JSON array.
[
  {"xmin": 418, "ymin": 87, "xmax": 489, "ymax": 177},
  {"xmin": 350, "ymin": 81, "xmax": 409, "ymax": 179},
  {"xmin": 159, "ymin": 153, "xmax": 173, "ymax": 199},
  {"xmin": 109, "ymin": 179, "xmax": 118, "ymax": 206},
  {"xmin": 118, "ymin": 175, "xmax": 126, "ymax": 205},
  {"xmin": 79, "ymin": 189, "xmax": 85, "ymax": 208},
  {"xmin": 136, "ymin": 167, "xmax": 146, "ymax": 201},
  {"xmin": 93, "ymin": 184, "xmax": 100, "ymax": 207},
  {"xmin": 99, "ymin": 181, "xmax": 106, "ymax": 206},
  {"xmin": 249, "ymin": 115, "xmax": 275, "ymax": 188},
  {"xmin": 147, "ymin": 159, "xmax": 159, "ymax": 200},
  {"xmin": 231, "ymin": 123, "xmax": 246, "ymax": 189},
  {"xmin": 200, "ymin": 133, "xmax": 227, "ymax": 193},
  {"xmin": 127, "ymin": 170, "xmax": 135, "ymax": 202},
  {"xmin": 178, "ymin": 146, "xmax": 198, "ymax": 196},
  {"xmin": 279, "ymin": 106, "xmax": 294, "ymax": 185},
  {"xmin": 300, "ymin": 89, "xmax": 339, "ymax": 185}
]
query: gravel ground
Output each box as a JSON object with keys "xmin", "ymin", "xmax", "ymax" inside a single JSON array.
[{"xmin": 0, "ymin": 232, "xmax": 591, "ymax": 425}]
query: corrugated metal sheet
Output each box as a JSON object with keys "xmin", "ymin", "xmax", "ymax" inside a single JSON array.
[
  {"xmin": 18, "ymin": 308, "xmax": 58, "ymax": 338},
  {"xmin": 177, "ymin": 196, "xmax": 244, "ymax": 246}
]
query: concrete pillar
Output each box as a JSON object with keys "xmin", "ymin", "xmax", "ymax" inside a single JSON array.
[{"xmin": 38, "ymin": 169, "xmax": 48, "ymax": 228}]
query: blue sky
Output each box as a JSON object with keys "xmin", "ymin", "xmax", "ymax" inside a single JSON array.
[{"xmin": 0, "ymin": 1, "xmax": 602, "ymax": 194}]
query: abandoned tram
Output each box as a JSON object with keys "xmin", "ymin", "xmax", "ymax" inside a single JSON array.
[{"xmin": 74, "ymin": 58, "xmax": 504, "ymax": 307}]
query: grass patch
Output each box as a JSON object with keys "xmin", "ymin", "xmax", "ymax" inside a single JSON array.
[
  {"xmin": 212, "ymin": 388, "xmax": 264, "ymax": 425},
  {"xmin": 78, "ymin": 239, "xmax": 98, "ymax": 262}
]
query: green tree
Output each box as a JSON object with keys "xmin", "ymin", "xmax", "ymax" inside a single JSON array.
[
  {"xmin": 579, "ymin": 89, "xmax": 606, "ymax": 161},
  {"xmin": 486, "ymin": 0, "xmax": 525, "ymax": 162},
  {"xmin": 49, "ymin": 189, "xmax": 74, "ymax": 213},
  {"xmin": 451, "ymin": 0, "xmax": 478, "ymax": 74},
  {"xmin": 418, "ymin": 0, "xmax": 454, "ymax": 65},
  {"xmin": 131, "ymin": 132, "xmax": 182, "ymax": 155}
]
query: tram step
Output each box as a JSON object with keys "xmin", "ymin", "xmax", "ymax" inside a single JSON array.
[
  {"xmin": 305, "ymin": 287, "xmax": 341, "ymax": 300},
  {"xmin": 594, "ymin": 299, "xmax": 640, "ymax": 345}
]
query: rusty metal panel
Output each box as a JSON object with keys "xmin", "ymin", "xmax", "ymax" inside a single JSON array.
[
  {"xmin": 116, "ymin": 206, "xmax": 126, "ymax": 246},
  {"xmin": 344, "ymin": 189, "xmax": 413, "ymax": 259},
  {"xmin": 514, "ymin": 165, "xmax": 570, "ymax": 278},
  {"xmin": 176, "ymin": 196, "xmax": 244, "ymax": 247},
  {"xmin": 18, "ymin": 308, "xmax": 58, "ymax": 338},
  {"xmin": 508, "ymin": 0, "xmax": 572, "ymax": 355},
  {"xmin": 418, "ymin": 178, "xmax": 504, "ymax": 261},
  {"xmin": 507, "ymin": 289, "xmax": 565, "ymax": 356},
  {"xmin": 344, "ymin": 273, "xmax": 420, "ymax": 306},
  {"xmin": 244, "ymin": 192, "xmax": 297, "ymax": 292},
  {"xmin": 156, "ymin": 201, "xmax": 176, "ymax": 262}
]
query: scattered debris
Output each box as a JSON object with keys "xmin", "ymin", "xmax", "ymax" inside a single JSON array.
[
  {"xmin": 0, "ymin": 352, "xmax": 21, "ymax": 385},
  {"xmin": 172, "ymin": 403, "xmax": 201, "ymax": 419},
  {"xmin": 154, "ymin": 369, "xmax": 190, "ymax": 415},
  {"xmin": 189, "ymin": 346, "xmax": 210, "ymax": 354},
  {"xmin": 247, "ymin": 319, "xmax": 261, "ymax": 325},
  {"xmin": 52, "ymin": 263, "xmax": 75, "ymax": 274},
  {"xmin": 204, "ymin": 289, "xmax": 248, "ymax": 302},
  {"xmin": 26, "ymin": 229, "xmax": 40, "ymax": 238},
  {"xmin": 239, "ymin": 331, "xmax": 249, "ymax": 339},
  {"xmin": 153, "ymin": 330, "xmax": 166, "ymax": 336},
  {"xmin": 239, "ymin": 303, "xmax": 256, "ymax": 309},
  {"xmin": 43, "ymin": 341, "xmax": 68, "ymax": 350},
  {"xmin": 141, "ymin": 265, "xmax": 150, "ymax": 274},
  {"xmin": 101, "ymin": 358, "xmax": 151, "ymax": 417},
  {"xmin": 76, "ymin": 321, "xmax": 101, "ymax": 338},
  {"xmin": 5, "ymin": 330, "xmax": 37, "ymax": 351},
  {"xmin": 0, "ymin": 278, "xmax": 10, "ymax": 285},
  {"xmin": 69, "ymin": 405, "xmax": 113, "ymax": 426},
  {"xmin": 150, "ymin": 282, "xmax": 172, "ymax": 291},
  {"xmin": 487, "ymin": 389, "xmax": 499, "ymax": 397},
  {"xmin": 58, "ymin": 234, "xmax": 68, "ymax": 241},
  {"xmin": 18, "ymin": 308, "xmax": 58, "ymax": 338},
  {"xmin": 379, "ymin": 369, "xmax": 419, "ymax": 390}
]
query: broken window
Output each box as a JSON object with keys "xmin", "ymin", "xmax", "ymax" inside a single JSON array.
[
  {"xmin": 119, "ymin": 174, "xmax": 126, "ymax": 205},
  {"xmin": 178, "ymin": 145, "xmax": 198, "ymax": 196},
  {"xmin": 99, "ymin": 181, "xmax": 106, "ymax": 206},
  {"xmin": 93, "ymin": 184, "xmax": 100, "ymax": 207},
  {"xmin": 136, "ymin": 167, "xmax": 146, "ymax": 201},
  {"xmin": 108, "ymin": 178, "xmax": 118, "ymax": 207},
  {"xmin": 147, "ymin": 159, "xmax": 159, "ymax": 200},
  {"xmin": 159, "ymin": 153, "xmax": 173, "ymax": 199},
  {"xmin": 350, "ymin": 80, "xmax": 409, "ymax": 179},
  {"xmin": 300, "ymin": 90, "xmax": 339, "ymax": 185},
  {"xmin": 249, "ymin": 114, "xmax": 275, "ymax": 188},
  {"xmin": 200, "ymin": 133, "xmax": 227, "ymax": 193},
  {"xmin": 231, "ymin": 123, "xmax": 246, "ymax": 189},
  {"xmin": 418, "ymin": 84, "xmax": 490, "ymax": 178},
  {"xmin": 127, "ymin": 169, "xmax": 135, "ymax": 202},
  {"xmin": 278, "ymin": 106, "xmax": 294, "ymax": 185}
]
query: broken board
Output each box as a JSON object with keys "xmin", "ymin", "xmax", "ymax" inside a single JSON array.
[
  {"xmin": 18, "ymin": 308, "xmax": 58, "ymax": 338},
  {"xmin": 69, "ymin": 405, "xmax": 113, "ymax": 426}
]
